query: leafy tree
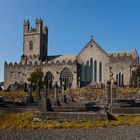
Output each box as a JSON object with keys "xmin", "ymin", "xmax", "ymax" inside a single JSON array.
[
  {"xmin": 27, "ymin": 68, "xmax": 44, "ymax": 84},
  {"xmin": 27, "ymin": 68, "xmax": 44, "ymax": 99}
]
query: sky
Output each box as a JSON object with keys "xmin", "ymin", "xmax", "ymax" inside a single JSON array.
[{"xmin": 0, "ymin": 0, "xmax": 140, "ymax": 82}]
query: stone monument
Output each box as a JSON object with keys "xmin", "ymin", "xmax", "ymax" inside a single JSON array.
[{"xmin": 105, "ymin": 67, "xmax": 117, "ymax": 112}]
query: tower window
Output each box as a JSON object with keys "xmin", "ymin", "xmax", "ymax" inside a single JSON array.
[
  {"xmin": 10, "ymin": 72, "xmax": 15, "ymax": 78},
  {"xmin": 29, "ymin": 41, "xmax": 33, "ymax": 50}
]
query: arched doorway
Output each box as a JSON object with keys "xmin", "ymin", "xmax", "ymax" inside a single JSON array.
[
  {"xmin": 44, "ymin": 72, "xmax": 54, "ymax": 88},
  {"xmin": 60, "ymin": 67, "xmax": 73, "ymax": 89}
]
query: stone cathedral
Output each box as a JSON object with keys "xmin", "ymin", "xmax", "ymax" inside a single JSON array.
[{"xmin": 4, "ymin": 18, "xmax": 139, "ymax": 90}]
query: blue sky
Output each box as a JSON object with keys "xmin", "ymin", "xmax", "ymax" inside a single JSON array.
[{"xmin": 0, "ymin": 0, "xmax": 140, "ymax": 82}]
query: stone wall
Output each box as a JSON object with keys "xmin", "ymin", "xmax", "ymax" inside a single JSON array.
[
  {"xmin": 4, "ymin": 60, "xmax": 77, "ymax": 90},
  {"xmin": 110, "ymin": 59, "xmax": 138, "ymax": 86}
]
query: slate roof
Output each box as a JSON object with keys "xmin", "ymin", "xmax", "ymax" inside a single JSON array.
[{"xmin": 47, "ymin": 54, "xmax": 77, "ymax": 63}]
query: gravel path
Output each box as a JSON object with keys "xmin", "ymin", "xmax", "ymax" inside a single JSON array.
[{"xmin": 0, "ymin": 125, "xmax": 140, "ymax": 140}]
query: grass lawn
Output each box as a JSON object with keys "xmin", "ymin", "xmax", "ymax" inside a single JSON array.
[{"xmin": 0, "ymin": 112, "xmax": 140, "ymax": 129}]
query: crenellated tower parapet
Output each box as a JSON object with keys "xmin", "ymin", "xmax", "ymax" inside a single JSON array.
[
  {"xmin": 23, "ymin": 18, "xmax": 48, "ymax": 35},
  {"xmin": 23, "ymin": 18, "xmax": 48, "ymax": 61}
]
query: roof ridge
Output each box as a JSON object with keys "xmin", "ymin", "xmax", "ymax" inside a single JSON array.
[{"xmin": 78, "ymin": 37, "xmax": 108, "ymax": 57}]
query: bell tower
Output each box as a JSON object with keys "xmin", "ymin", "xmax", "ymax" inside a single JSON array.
[{"xmin": 23, "ymin": 18, "xmax": 48, "ymax": 61}]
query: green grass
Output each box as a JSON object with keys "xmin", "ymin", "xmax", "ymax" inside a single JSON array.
[{"xmin": 0, "ymin": 112, "xmax": 140, "ymax": 129}]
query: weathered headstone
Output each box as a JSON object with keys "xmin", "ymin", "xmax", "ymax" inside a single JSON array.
[
  {"xmin": 106, "ymin": 80, "xmax": 111, "ymax": 105},
  {"xmin": 105, "ymin": 67, "xmax": 117, "ymax": 112},
  {"xmin": 40, "ymin": 84, "xmax": 48, "ymax": 111},
  {"xmin": 38, "ymin": 75, "xmax": 53, "ymax": 111},
  {"xmin": 27, "ymin": 83, "xmax": 34, "ymax": 103},
  {"xmin": 53, "ymin": 82, "xmax": 61, "ymax": 106}
]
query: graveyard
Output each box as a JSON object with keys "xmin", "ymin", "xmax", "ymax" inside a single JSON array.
[
  {"xmin": 1, "ymin": 71, "xmax": 140, "ymax": 128},
  {"xmin": 0, "ymin": 66, "xmax": 140, "ymax": 128}
]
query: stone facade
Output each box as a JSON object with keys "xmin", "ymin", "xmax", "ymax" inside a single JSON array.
[{"xmin": 4, "ymin": 19, "xmax": 139, "ymax": 90}]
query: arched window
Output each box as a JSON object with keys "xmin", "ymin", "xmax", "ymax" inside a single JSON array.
[
  {"xmin": 84, "ymin": 64, "xmax": 87, "ymax": 82},
  {"xmin": 81, "ymin": 63, "xmax": 84, "ymax": 82},
  {"xmin": 44, "ymin": 72, "xmax": 54, "ymax": 88},
  {"xmin": 90, "ymin": 58, "xmax": 93, "ymax": 82},
  {"xmin": 116, "ymin": 73, "xmax": 124, "ymax": 86},
  {"xmin": 99, "ymin": 62, "xmax": 102, "ymax": 81},
  {"xmin": 29, "ymin": 41, "xmax": 33, "ymax": 50},
  {"xmin": 122, "ymin": 74, "xmax": 124, "ymax": 86},
  {"xmin": 86, "ymin": 60, "xmax": 90, "ymax": 82},
  {"xmin": 119, "ymin": 73, "xmax": 121, "ymax": 86},
  {"xmin": 116, "ymin": 74, "xmax": 118, "ymax": 86},
  {"xmin": 60, "ymin": 67, "xmax": 73, "ymax": 89},
  {"xmin": 94, "ymin": 60, "xmax": 97, "ymax": 82}
]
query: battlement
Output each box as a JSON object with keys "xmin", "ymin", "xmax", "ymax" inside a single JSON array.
[
  {"xmin": 24, "ymin": 18, "xmax": 48, "ymax": 35},
  {"xmin": 108, "ymin": 50, "xmax": 139, "ymax": 63},
  {"xmin": 5, "ymin": 58, "xmax": 77, "ymax": 70}
]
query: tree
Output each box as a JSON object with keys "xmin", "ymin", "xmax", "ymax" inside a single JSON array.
[
  {"xmin": 130, "ymin": 65, "xmax": 140, "ymax": 87},
  {"xmin": 27, "ymin": 68, "xmax": 44, "ymax": 99},
  {"xmin": 27, "ymin": 68, "xmax": 44, "ymax": 84}
]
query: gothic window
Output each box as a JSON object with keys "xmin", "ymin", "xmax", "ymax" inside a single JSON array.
[
  {"xmin": 81, "ymin": 63, "xmax": 84, "ymax": 82},
  {"xmin": 99, "ymin": 62, "xmax": 102, "ymax": 81},
  {"xmin": 44, "ymin": 72, "xmax": 54, "ymax": 88},
  {"xmin": 60, "ymin": 67, "xmax": 73, "ymax": 89},
  {"xmin": 94, "ymin": 60, "xmax": 97, "ymax": 82},
  {"xmin": 29, "ymin": 41, "xmax": 33, "ymax": 50},
  {"xmin": 119, "ymin": 73, "xmax": 121, "ymax": 86},
  {"xmin": 122, "ymin": 74, "xmax": 124, "ymax": 86},
  {"xmin": 116, "ymin": 73, "xmax": 124, "ymax": 86},
  {"xmin": 86, "ymin": 60, "xmax": 90, "ymax": 82},
  {"xmin": 10, "ymin": 72, "xmax": 15, "ymax": 78},
  {"xmin": 84, "ymin": 64, "xmax": 87, "ymax": 82},
  {"xmin": 90, "ymin": 58, "xmax": 93, "ymax": 82},
  {"xmin": 116, "ymin": 74, "xmax": 118, "ymax": 86}
]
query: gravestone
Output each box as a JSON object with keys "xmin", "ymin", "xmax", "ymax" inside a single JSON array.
[
  {"xmin": 53, "ymin": 82, "xmax": 61, "ymax": 106},
  {"xmin": 105, "ymin": 67, "xmax": 117, "ymax": 112},
  {"xmin": 38, "ymin": 76, "xmax": 53, "ymax": 111},
  {"xmin": 26, "ymin": 83, "xmax": 34, "ymax": 103},
  {"xmin": 40, "ymin": 84, "xmax": 48, "ymax": 111}
]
